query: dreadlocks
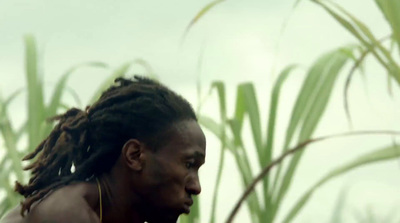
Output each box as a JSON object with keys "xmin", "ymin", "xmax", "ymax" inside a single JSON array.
[{"xmin": 14, "ymin": 76, "xmax": 197, "ymax": 215}]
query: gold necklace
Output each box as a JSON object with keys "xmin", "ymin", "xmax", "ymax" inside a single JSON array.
[{"xmin": 95, "ymin": 178, "xmax": 103, "ymax": 223}]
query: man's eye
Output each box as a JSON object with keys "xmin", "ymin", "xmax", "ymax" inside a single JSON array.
[{"xmin": 185, "ymin": 161, "xmax": 195, "ymax": 169}]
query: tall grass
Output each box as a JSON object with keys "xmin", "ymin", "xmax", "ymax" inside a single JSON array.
[
  {"xmin": 0, "ymin": 35, "xmax": 155, "ymax": 218},
  {"xmin": 188, "ymin": 0, "xmax": 400, "ymax": 222},
  {"xmin": 0, "ymin": 0, "xmax": 399, "ymax": 222}
]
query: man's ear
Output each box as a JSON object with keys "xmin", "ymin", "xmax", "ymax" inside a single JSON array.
[{"xmin": 122, "ymin": 139, "xmax": 146, "ymax": 171}]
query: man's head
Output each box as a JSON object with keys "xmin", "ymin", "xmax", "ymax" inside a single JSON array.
[
  {"xmin": 123, "ymin": 119, "xmax": 205, "ymax": 222},
  {"xmin": 15, "ymin": 76, "xmax": 206, "ymax": 221}
]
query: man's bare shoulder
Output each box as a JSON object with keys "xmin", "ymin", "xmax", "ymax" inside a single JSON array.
[
  {"xmin": 1, "ymin": 205, "xmax": 99, "ymax": 223},
  {"xmin": 0, "ymin": 183, "xmax": 100, "ymax": 223}
]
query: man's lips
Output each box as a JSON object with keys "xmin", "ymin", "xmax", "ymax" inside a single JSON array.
[
  {"xmin": 185, "ymin": 198, "xmax": 193, "ymax": 206},
  {"xmin": 183, "ymin": 199, "xmax": 193, "ymax": 214}
]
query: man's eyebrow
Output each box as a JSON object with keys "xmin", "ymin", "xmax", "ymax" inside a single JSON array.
[{"xmin": 187, "ymin": 151, "xmax": 205, "ymax": 160}]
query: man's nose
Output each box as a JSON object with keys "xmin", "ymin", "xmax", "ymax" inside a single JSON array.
[{"xmin": 186, "ymin": 174, "xmax": 201, "ymax": 195}]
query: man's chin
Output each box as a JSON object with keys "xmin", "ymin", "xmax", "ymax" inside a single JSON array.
[{"xmin": 145, "ymin": 212, "xmax": 179, "ymax": 223}]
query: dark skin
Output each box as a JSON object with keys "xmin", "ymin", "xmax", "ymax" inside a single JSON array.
[{"xmin": 0, "ymin": 119, "xmax": 206, "ymax": 223}]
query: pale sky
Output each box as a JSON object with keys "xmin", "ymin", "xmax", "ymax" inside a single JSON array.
[{"xmin": 0, "ymin": 0, "xmax": 399, "ymax": 222}]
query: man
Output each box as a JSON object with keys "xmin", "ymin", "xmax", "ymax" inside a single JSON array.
[{"xmin": 0, "ymin": 76, "xmax": 206, "ymax": 223}]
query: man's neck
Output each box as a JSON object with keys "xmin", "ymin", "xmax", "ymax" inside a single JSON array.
[{"xmin": 98, "ymin": 174, "xmax": 145, "ymax": 223}]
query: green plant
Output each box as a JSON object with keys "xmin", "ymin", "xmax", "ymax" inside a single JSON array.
[
  {"xmin": 186, "ymin": 0, "xmax": 400, "ymax": 222},
  {"xmin": 0, "ymin": 35, "xmax": 155, "ymax": 218},
  {"xmin": 198, "ymin": 48, "xmax": 400, "ymax": 223}
]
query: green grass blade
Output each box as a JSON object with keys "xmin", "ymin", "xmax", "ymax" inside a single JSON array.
[
  {"xmin": 227, "ymin": 83, "xmax": 266, "ymax": 222},
  {"xmin": 228, "ymin": 119, "xmax": 261, "ymax": 223},
  {"xmin": 0, "ymin": 93, "xmax": 24, "ymax": 182},
  {"xmin": 343, "ymin": 36, "xmax": 390, "ymax": 126},
  {"xmin": 239, "ymin": 83, "xmax": 263, "ymax": 166},
  {"xmin": 89, "ymin": 59, "xmax": 153, "ymax": 104},
  {"xmin": 375, "ymin": 0, "xmax": 400, "ymax": 55},
  {"xmin": 198, "ymin": 114, "xmax": 260, "ymax": 222},
  {"xmin": 283, "ymin": 144, "xmax": 400, "ymax": 223},
  {"xmin": 208, "ymin": 81, "xmax": 227, "ymax": 223},
  {"xmin": 24, "ymin": 34, "xmax": 46, "ymax": 153},
  {"xmin": 264, "ymin": 65, "xmax": 297, "ymax": 163},
  {"xmin": 0, "ymin": 89, "xmax": 23, "ymax": 112},
  {"xmin": 198, "ymin": 115, "xmax": 223, "ymax": 142},
  {"xmin": 0, "ymin": 199, "xmax": 12, "ymax": 219},
  {"xmin": 274, "ymin": 49, "xmax": 350, "ymax": 218},
  {"xmin": 263, "ymin": 64, "xmax": 297, "ymax": 221},
  {"xmin": 283, "ymin": 51, "xmax": 333, "ymax": 147},
  {"xmin": 230, "ymin": 84, "xmax": 263, "ymax": 168},
  {"xmin": 15, "ymin": 122, "xmax": 27, "ymax": 143},
  {"xmin": 0, "ymin": 95, "xmax": 23, "ymax": 216},
  {"xmin": 271, "ymin": 51, "xmax": 334, "ymax": 200},
  {"xmin": 65, "ymin": 86, "xmax": 83, "ymax": 108},
  {"xmin": 199, "ymin": 115, "xmax": 255, "ymax": 207},
  {"xmin": 226, "ymin": 130, "xmax": 400, "ymax": 222},
  {"xmin": 182, "ymin": 0, "xmax": 225, "ymax": 42},
  {"xmin": 344, "ymin": 47, "xmax": 368, "ymax": 127},
  {"xmin": 327, "ymin": 0, "xmax": 400, "ymax": 83},
  {"xmin": 313, "ymin": 0, "xmax": 365, "ymax": 42},
  {"xmin": 43, "ymin": 62, "xmax": 107, "ymax": 135},
  {"xmin": 293, "ymin": 0, "xmax": 302, "ymax": 8},
  {"xmin": 132, "ymin": 58, "xmax": 158, "ymax": 80},
  {"xmin": 228, "ymin": 120, "xmax": 254, "ymax": 182},
  {"xmin": 232, "ymin": 86, "xmax": 245, "ymax": 132},
  {"xmin": 299, "ymin": 53, "xmax": 348, "ymax": 140},
  {"xmin": 314, "ymin": 0, "xmax": 400, "ymax": 85},
  {"xmin": 47, "ymin": 62, "xmax": 107, "ymax": 115},
  {"xmin": 0, "ymin": 162, "xmax": 15, "ymax": 205},
  {"xmin": 326, "ymin": 0, "xmax": 392, "ymax": 60}
]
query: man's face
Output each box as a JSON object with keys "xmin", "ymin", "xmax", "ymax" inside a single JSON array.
[{"xmin": 139, "ymin": 119, "xmax": 206, "ymax": 222}]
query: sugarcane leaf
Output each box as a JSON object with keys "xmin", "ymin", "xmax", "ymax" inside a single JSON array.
[
  {"xmin": 275, "ymin": 49, "xmax": 350, "ymax": 217},
  {"xmin": 231, "ymin": 84, "xmax": 263, "ymax": 166},
  {"xmin": 198, "ymin": 115, "xmax": 223, "ymax": 141},
  {"xmin": 182, "ymin": 0, "xmax": 225, "ymax": 42},
  {"xmin": 89, "ymin": 59, "xmax": 152, "ymax": 104},
  {"xmin": 65, "ymin": 86, "xmax": 83, "ymax": 108},
  {"xmin": 43, "ymin": 62, "xmax": 107, "ymax": 136},
  {"xmin": 283, "ymin": 144, "xmax": 400, "ymax": 223},
  {"xmin": 314, "ymin": 0, "xmax": 400, "ymax": 85},
  {"xmin": 0, "ymin": 199, "xmax": 12, "ymax": 219},
  {"xmin": 227, "ymin": 83, "xmax": 265, "ymax": 222},
  {"xmin": 47, "ymin": 62, "xmax": 107, "ymax": 116},
  {"xmin": 375, "ymin": 0, "xmax": 400, "ymax": 55},
  {"xmin": 271, "ymin": 51, "xmax": 333, "ymax": 199},
  {"xmin": 131, "ymin": 58, "xmax": 158, "ymax": 80},
  {"xmin": 264, "ymin": 65, "xmax": 298, "ymax": 165},
  {"xmin": 326, "ymin": 0, "xmax": 400, "ymax": 84},
  {"xmin": 208, "ymin": 81, "xmax": 227, "ymax": 223},
  {"xmin": 24, "ymin": 34, "xmax": 45, "ymax": 153},
  {"xmin": 0, "ymin": 93, "xmax": 24, "ymax": 182},
  {"xmin": 263, "ymin": 64, "xmax": 297, "ymax": 220},
  {"xmin": 228, "ymin": 119, "xmax": 261, "ymax": 223}
]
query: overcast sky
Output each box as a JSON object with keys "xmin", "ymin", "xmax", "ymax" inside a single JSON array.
[{"xmin": 1, "ymin": 0, "xmax": 400, "ymax": 222}]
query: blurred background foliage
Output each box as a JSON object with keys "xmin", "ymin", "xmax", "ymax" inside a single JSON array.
[{"xmin": 0, "ymin": 0, "xmax": 400, "ymax": 222}]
